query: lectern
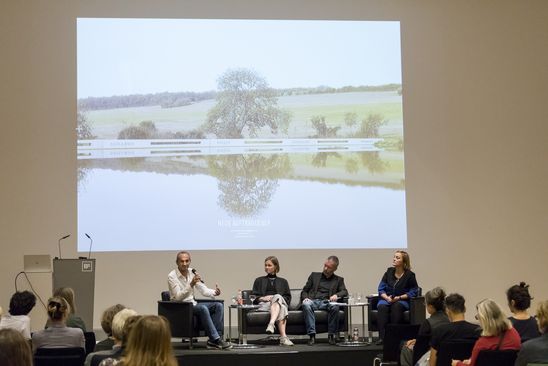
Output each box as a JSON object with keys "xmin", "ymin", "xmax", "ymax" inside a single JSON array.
[{"xmin": 52, "ymin": 258, "xmax": 96, "ymax": 329}]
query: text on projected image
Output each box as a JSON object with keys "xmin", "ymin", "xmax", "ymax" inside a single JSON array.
[{"xmin": 77, "ymin": 18, "xmax": 406, "ymax": 251}]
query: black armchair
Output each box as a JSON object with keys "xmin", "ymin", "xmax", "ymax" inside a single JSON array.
[
  {"xmin": 84, "ymin": 331, "xmax": 96, "ymax": 355},
  {"xmin": 157, "ymin": 291, "xmax": 224, "ymax": 349},
  {"xmin": 367, "ymin": 292, "xmax": 426, "ymax": 339},
  {"xmin": 34, "ymin": 347, "xmax": 86, "ymax": 366}
]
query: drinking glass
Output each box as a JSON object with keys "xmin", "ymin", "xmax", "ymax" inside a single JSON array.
[{"xmin": 249, "ymin": 294, "xmax": 256, "ymax": 306}]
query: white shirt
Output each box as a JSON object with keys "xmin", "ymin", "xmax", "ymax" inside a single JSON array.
[
  {"xmin": 167, "ymin": 267, "xmax": 216, "ymax": 305},
  {"xmin": 0, "ymin": 314, "xmax": 31, "ymax": 339}
]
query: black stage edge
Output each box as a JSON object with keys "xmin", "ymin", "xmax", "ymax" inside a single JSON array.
[{"xmin": 172, "ymin": 339, "xmax": 382, "ymax": 366}]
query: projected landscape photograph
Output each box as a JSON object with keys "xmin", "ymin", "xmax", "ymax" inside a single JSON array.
[{"xmin": 77, "ymin": 19, "xmax": 406, "ymax": 251}]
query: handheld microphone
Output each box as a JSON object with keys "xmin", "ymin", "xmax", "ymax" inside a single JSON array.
[
  {"xmin": 85, "ymin": 233, "xmax": 93, "ymax": 259},
  {"xmin": 58, "ymin": 234, "xmax": 70, "ymax": 259},
  {"xmin": 191, "ymin": 269, "xmax": 205, "ymax": 283}
]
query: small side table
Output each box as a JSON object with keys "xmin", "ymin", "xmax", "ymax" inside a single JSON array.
[
  {"xmin": 336, "ymin": 302, "xmax": 369, "ymax": 347},
  {"xmin": 228, "ymin": 304, "xmax": 262, "ymax": 349}
]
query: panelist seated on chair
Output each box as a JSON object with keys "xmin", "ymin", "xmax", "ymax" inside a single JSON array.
[
  {"xmin": 32, "ymin": 297, "xmax": 85, "ymax": 352},
  {"xmin": 167, "ymin": 250, "xmax": 231, "ymax": 350},
  {"xmin": 375, "ymin": 250, "xmax": 419, "ymax": 345},
  {"xmin": 301, "ymin": 255, "xmax": 348, "ymax": 346},
  {"xmin": 250, "ymin": 255, "xmax": 294, "ymax": 346}
]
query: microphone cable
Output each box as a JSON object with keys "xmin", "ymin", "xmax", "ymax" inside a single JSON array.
[{"xmin": 14, "ymin": 271, "xmax": 47, "ymax": 311}]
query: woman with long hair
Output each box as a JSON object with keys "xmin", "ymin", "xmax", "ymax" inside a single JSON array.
[
  {"xmin": 375, "ymin": 250, "xmax": 419, "ymax": 344},
  {"xmin": 506, "ymin": 282, "xmax": 541, "ymax": 342},
  {"xmin": 251, "ymin": 255, "xmax": 293, "ymax": 346},
  {"xmin": 451, "ymin": 299, "xmax": 521, "ymax": 366},
  {"xmin": 119, "ymin": 315, "xmax": 177, "ymax": 366},
  {"xmin": 0, "ymin": 328, "xmax": 33, "ymax": 366}
]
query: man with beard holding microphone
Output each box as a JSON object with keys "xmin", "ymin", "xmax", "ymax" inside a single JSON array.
[{"xmin": 168, "ymin": 251, "xmax": 231, "ymax": 349}]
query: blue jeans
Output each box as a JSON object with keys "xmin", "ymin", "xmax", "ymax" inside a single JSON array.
[
  {"xmin": 193, "ymin": 302, "xmax": 223, "ymax": 341},
  {"xmin": 302, "ymin": 299, "xmax": 340, "ymax": 335}
]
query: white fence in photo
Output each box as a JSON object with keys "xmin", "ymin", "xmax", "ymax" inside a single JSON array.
[{"xmin": 77, "ymin": 138, "xmax": 383, "ymax": 160}]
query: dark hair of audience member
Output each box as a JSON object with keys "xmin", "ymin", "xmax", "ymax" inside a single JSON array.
[
  {"xmin": 445, "ymin": 293, "xmax": 466, "ymax": 313},
  {"xmin": 9, "ymin": 291, "xmax": 36, "ymax": 316},
  {"xmin": 47, "ymin": 296, "xmax": 70, "ymax": 321},
  {"xmin": 53, "ymin": 287, "xmax": 77, "ymax": 314},
  {"xmin": 506, "ymin": 282, "xmax": 533, "ymax": 311},
  {"xmin": 101, "ymin": 304, "xmax": 126, "ymax": 336},
  {"xmin": 0, "ymin": 328, "xmax": 33, "ymax": 366},
  {"xmin": 122, "ymin": 315, "xmax": 177, "ymax": 366},
  {"xmin": 425, "ymin": 287, "xmax": 446, "ymax": 312}
]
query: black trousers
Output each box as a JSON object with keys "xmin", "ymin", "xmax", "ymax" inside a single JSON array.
[{"xmin": 377, "ymin": 301, "xmax": 406, "ymax": 339}]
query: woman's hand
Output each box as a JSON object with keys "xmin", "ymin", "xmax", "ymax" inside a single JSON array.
[{"xmin": 260, "ymin": 295, "xmax": 273, "ymax": 302}]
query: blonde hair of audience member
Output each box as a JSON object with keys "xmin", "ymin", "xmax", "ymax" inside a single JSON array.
[
  {"xmin": 0, "ymin": 328, "xmax": 33, "ymax": 366},
  {"xmin": 111, "ymin": 309, "xmax": 138, "ymax": 343},
  {"xmin": 53, "ymin": 287, "xmax": 77, "ymax": 314},
  {"xmin": 47, "ymin": 296, "xmax": 70, "ymax": 322},
  {"xmin": 537, "ymin": 300, "xmax": 548, "ymax": 334},
  {"xmin": 121, "ymin": 315, "xmax": 177, "ymax": 366},
  {"xmin": 476, "ymin": 299, "xmax": 511, "ymax": 337}
]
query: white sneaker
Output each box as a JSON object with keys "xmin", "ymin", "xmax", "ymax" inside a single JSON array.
[
  {"xmin": 279, "ymin": 336, "xmax": 294, "ymax": 346},
  {"xmin": 266, "ymin": 323, "xmax": 275, "ymax": 334}
]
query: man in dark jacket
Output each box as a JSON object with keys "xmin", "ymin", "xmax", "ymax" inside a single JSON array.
[{"xmin": 301, "ymin": 255, "xmax": 348, "ymax": 345}]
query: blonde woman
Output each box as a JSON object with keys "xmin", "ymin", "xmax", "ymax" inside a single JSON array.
[
  {"xmin": 515, "ymin": 300, "xmax": 548, "ymax": 366},
  {"xmin": 32, "ymin": 296, "xmax": 85, "ymax": 352},
  {"xmin": 451, "ymin": 299, "xmax": 520, "ymax": 366},
  {"xmin": 251, "ymin": 256, "xmax": 293, "ymax": 346},
  {"xmin": 119, "ymin": 315, "xmax": 177, "ymax": 366}
]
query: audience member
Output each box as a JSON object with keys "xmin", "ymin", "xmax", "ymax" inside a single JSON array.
[
  {"xmin": 400, "ymin": 286, "xmax": 449, "ymax": 366},
  {"xmin": 101, "ymin": 315, "xmax": 178, "ymax": 366},
  {"xmin": 376, "ymin": 250, "xmax": 420, "ymax": 345},
  {"xmin": 94, "ymin": 304, "xmax": 126, "ymax": 352},
  {"xmin": 507, "ymin": 282, "xmax": 541, "ymax": 343},
  {"xmin": 301, "ymin": 255, "xmax": 348, "ymax": 345},
  {"xmin": 515, "ymin": 299, "xmax": 548, "ymax": 366},
  {"xmin": 85, "ymin": 308, "xmax": 137, "ymax": 366},
  {"xmin": 452, "ymin": 299, "xmax": 521, "ymax": 366},
  {"xmin": 0, "ymin": 291, "xmax": 36, "ymax": 339},
  {"xmin": 167, "ymin": 250, "xmax": 231, "ymax": 349},
  {"xmin": 47, "ymin": 287, "xmax": 87, "ymax": 331},
  {"xmin": 97, "ymin": 315, "xmax": 142, "ymax": 366},
  {"xmin": 0, "ymin": 328, "xmax": 33, "ymax": 366},
  {"xmin": 427, "ymin": 293, "xmax": 481, "ymax": 366},
  {"xmin": 32, "ymin": 296, "xmax": 85, "ymax": 352},
  {"xmin": 251, "ymin": 255, "xmax": 294, "ymax": 346}
]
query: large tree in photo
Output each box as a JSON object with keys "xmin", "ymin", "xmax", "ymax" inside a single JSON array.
[{"xmin": 204, "ymin": 68, "xmax": 290, "ymax": 138}]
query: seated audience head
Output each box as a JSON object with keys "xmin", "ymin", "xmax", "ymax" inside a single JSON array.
[
  {"xmin": 393, "ymin": 250, "xmax": 411, "ymax": 270},
  {"xmin": 46, "ymin": 296, "xmax": 70, "ymax": 323},
  {"xmin": 425, "ymin": 287, "xmax": 446, "ymax": 314},
  {"xmin": 476, "ymin": 298, "xmax": 511, "ymax": 337},
  {"xmin": 122, "ymin": 315, "xmax": 177, "ymax": 366},
  {"xmin": 101, "ymin": 304, "xmax": 126, "ymax": 337},
  {"xmin": 111, "ymin": 308, "xmax": 138, "ymax": 344},
  {"xmin": 9, "ymin": 291, "xmax": 36, "ymax": 316},
  {"xmin": 536, "ymin": 300, "xmax": 548, "ymax": 334},
  {"xmin": 120, "ymin": 315, "xmax": 142, "ymax": 347},
  {"xmin": 53, "ymin": 287, "xmax": 77, "ymax": 314},
  {"xmin": 0, "ymin": 328, "xmax": 33, "ymax": 366},
  {"xmin": 445, "ymin": 293, "xmax": 466, "ymax": 320},
  {"xmin": 506, "ymin": 282, "xmax": 533, "ymax": 313}
]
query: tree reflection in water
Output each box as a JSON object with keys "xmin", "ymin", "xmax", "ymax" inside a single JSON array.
[
  {"xmin": 311, "ymin": 152, "xmax": 342, "ymax": 167},
  {"xmin": 207, "ymin": 154, "xmax": 292, "ymax": 217}
]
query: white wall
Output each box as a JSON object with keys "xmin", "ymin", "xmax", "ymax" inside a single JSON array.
[{"xmin": 1, "ymin": 0, "xmax": 547, "ymax": 332}]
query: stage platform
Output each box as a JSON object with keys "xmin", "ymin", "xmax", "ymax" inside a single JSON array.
[{"xmin": 172, "ymin": 337, "xmax": 382, "ymax": 366}]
